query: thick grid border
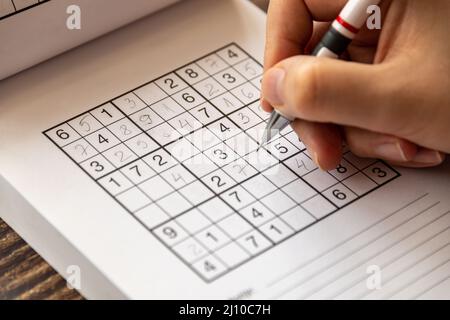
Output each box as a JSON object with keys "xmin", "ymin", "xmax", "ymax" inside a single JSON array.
[
  {"xmin": 43, "ymin": 43, "xmax": 401, "ymax": 282},
  {"xmin": 0, "ymin": 0, "xmax": 50, "ymax": 20}
]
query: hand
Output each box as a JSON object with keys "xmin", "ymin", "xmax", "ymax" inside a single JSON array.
[{"xmin": 260, "ymin": 0, "xmax": 449, "ymax": 170}]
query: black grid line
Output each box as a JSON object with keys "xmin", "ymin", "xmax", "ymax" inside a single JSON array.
[{"xmin": 0, "ymin": 0, "xmax": 50, "ymax": 20}]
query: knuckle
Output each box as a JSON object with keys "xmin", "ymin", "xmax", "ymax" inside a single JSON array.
[{"xmin": 287, "ymin": 60, "xmax": 322, "ymax": 119}]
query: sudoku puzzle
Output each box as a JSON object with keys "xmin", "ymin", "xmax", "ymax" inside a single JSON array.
[
  {"xmin": 0, "ymin": 0, "xmax": 49, "ymax": 20},
  {"xmin": 44, "ymin": 43, "xmax": 400, "ymax": 282}
]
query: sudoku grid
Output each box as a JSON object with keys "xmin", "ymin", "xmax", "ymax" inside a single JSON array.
[
  {"xmin": 44, "ymin": 43, "xmax": 400, "ymax": 282},
  {"xmin": 0, "ymin": 0, "xmax": 49, "ymax": 20}
]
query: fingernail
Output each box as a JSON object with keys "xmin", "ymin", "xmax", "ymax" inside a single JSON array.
[
  {"xmin": 312, "ymin": 151, "xmax": 325, "ymax": 171},
  {"xmin": 373, "ymin": 142, "xmax": 407, "ymax": 162},
  {"xmin": 412, "ymin": 149, "xmax": 444, "ymax": 164},
  {"xmin": 262, "ymin": 68, "xmax": 285, "ymax": 106}
]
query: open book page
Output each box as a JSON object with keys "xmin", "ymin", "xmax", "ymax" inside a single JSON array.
[
  {"xmin": 0, "ymin": 0, "xmax": 180, "ymax": 80},
  {"xmin": 0, "ymin": 0, "xmax": 449, "ymax": 299}
]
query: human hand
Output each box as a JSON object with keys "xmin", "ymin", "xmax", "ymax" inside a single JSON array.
[{"xmin": 260, "ymin": 0, "xmax": 449, "ymax": 170}]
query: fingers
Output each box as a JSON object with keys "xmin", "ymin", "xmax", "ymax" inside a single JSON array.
[
  {"xmin": 291, "ymin": 119, "xmax": 343, "ymax": 171},
  {"xmin": 344, "ymin": 127, "xmax": 445, "ymax": 167},
  {"xmin": 261, "ymin": 55, "xmax": 412, "ymax": 135}
]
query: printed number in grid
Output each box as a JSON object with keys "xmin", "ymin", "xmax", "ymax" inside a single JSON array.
[{"xmin": 44, "ymin": 43, "xmax": 400, "ymax": 282}]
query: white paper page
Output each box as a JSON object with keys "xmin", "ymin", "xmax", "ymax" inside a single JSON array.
[
  {"xmin": 0, "ymin": 0, "xmax": 180, "ymax": 80},
  {"xmin": 0, "ymin": 0, "xmax": 449, "ymax": 299}
]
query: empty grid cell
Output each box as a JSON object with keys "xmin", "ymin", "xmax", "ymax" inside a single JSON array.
[
  {"xmin": 80, "ymin": 154, "xmax": 115, "ymax": 179},
  {"xmin": 102, "ymin": 143, "xmax": 137, "ymax": 168},
  {"xmin": 187, "ymin": 127, "xmax": 221, "ymax": 151},
  {"xmin": 202, "ymin": 169, "xmax": 236, "ymax": 194},
  {"xmin": 199, "ymin": 198, "xmax": 234, "ymax": 223},
  {"xmin": 189, "ymin": 102, "xmax": 223, "ymax": 126},
  {"xmin": 217, "ymin": 44, "xmax": 248, "ymax": 65},
  {"xmin": 342, "ymin": 171, "xmax": 378, "ymax": 196},
  {"xmin": 160, "ymin": 165, "xmax": 196, "ymax": 189},
  {"xmin": 116, "ymin": 187, "xmax": 151, "ymax": 212},
  {"xmin": 179, "ymin": 181, "xmax": 214, "ymax": 205},
  {"xmin": 241, "ymin": 174, "xmax": 277, "ymax": 199},
  {"xmin": 90, "ymin": 103, "xmax": 124, "ymax": 126},
  {"xmin": 139, "ymin": 175, "xmax": 174, "ymax": 201},
  {"xmin": 210, "ymin": 92, "xmax": 244, "ymax": 115},
  {"xmin": 259, "ymin": 218, "xmax": 295, "ymax": 243},
  {"xmin": 157, "ymin": 192, "xmax": 192, "ymax": 217},
  {"xmin": 150, "ymin": 97, "xmax": 185, "ymax": 121},
  {"xmin": 113, "ymin": 92, "xmax": 147, "ymax": 115},
  {"xmin": 303, "ymin": 169, "xmax": 338, "ymax": 192},
  {"xmin": 263, "ymin": 164, "xmax": 297, "ymax": 188},
  {"xmin": 165, "ymin": 138, "xmax": 199, "ymax": 162},
  {"xmin": 217, "ymin": 214, "xmax": 253, "ymax": 239},
  {"xmin": 344, "ymin": 152, "xmax": 377, "ymax": 170},
  {"xmin": 323, "ymin": 183, "xmax": 358, "ymax": 207},
  {"xmin": 225, "ymin": 131, "xmax": 259, "ymax": 157},
  {"xmin": 134, "ymin": 203, "xmax": 170, "ymax": 229},
  {"xmin": 282, "ymin": 179, "xmax": 317, "ymax": 204},
  {"xmin": 237, "ymin": 230, "xmax": 272, "ymax": 255},
  {"xmin": 63, "ymin": 139, "xmax": 98, "ymax": 163},
  {"xmin": 45, "ymin": 123, "xmax": 81, "ymax": 147},
  {"xmin": 192, "ymin": 255, "xmax": 227, "ymax": 281},
  {"xmin": 176, "ymin": 63, "xmax": 209, "ymax": 85},
  {"xmin": 195, "ymin": 225, "xmax": 231, "ymax": 251},
  {"xmin": 230, "ymin": 82, "xmax": 260, "ymax": 105},
  {"xmin": 129, "ymin": 106, "xmax": 164, "ymax": 131},
  {"xmin": 241, "ymin": 202, "xmax": 276, "ymax": 227},
  {"xmin": 215, "ymin": 242, "xmax": 250, "ymax": 268},
  {"xmin": 125, "ymin": 133, "xmax": 159, "ymax": 157},
  {"xmin": 183, "ymin": 153, "xmax": 218, "ymax": 178},
  {"xmin": 155, "ymin": 73, "xmax": 188, "ymax": 95},
  {"xmin": 173, "ymin": 237, "xmax": 208, "ymax": 264},
  {"xmin": 98, "ymin": 171, "xmax": 133, "ymax": 196},
  {"xmin": 107, "ymin": 117, "xmax": 142, "ymax": 142},
  {"xmin": 280, "ymin": 207, "xmax": 315, "ymax": 231},
  {"xmin": 68, "ymin": 112, "xmax": 103, "ymax": 137},
  {"xmin": 172, "ymin": 87, "xmax": 205, "ymax": 110},
  {"xmin": 301, "ymin": 194, "xmax": 336, "ymax": 220},
  {"xmin": 154, "ymin": 220, "xmax": 189, "ymax": 247},
  {"xmin": 233, "ymin": 58, "xmax": 263, "ymax": 80},
  {"xmin": 220, "ymin": 185, "xmax": 256, "ymax": 210},
  {"xmin": 245, "ymin": 121, "xmax": 265, "ymax": 142},
  {"xmin": 175, "ymin": 209, "xmax": 211, "ymax": 234},
  {"xmin": 143, "ymin": 148, "xmax": 177, "ymax": 173},
  {"xmin": 261, "ymin": 190, "xmax": 296, "ymax": 215},
  {"xmin": 197, "ymin": 53, "xmax": 228, "ymax": 74},
  {"xmin": 244, "ymin": 149, "xmax": 279, "ymax": 172},
  {"xmin": 85, "ymin": 127, "xmax": 120, "ymax": 152},
  {"xmin": 193, "ymin": 77, "xmax": 227, "ymax": 99},
  {"xmin": 364, "ymin": 162, "xmax": 398, "ymax": 185},
  {"xmin": 284, "ymin": 152, "xmax": 318, "ymax": 177},
  {"xmin": 134, "ymin": 82, "xmax": 167, "ymax": 106},
  {"xmin": 147, "ymin": 122, "xmax": 181, "ymax": 146},
  {"xmin": 283, "ymin": 131, "xmax": 306, "ymax": 151}
]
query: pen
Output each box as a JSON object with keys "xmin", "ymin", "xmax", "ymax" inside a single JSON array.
[{"xmin": 260, "ymin": 0, "xmax": 382, "ymax": 147}]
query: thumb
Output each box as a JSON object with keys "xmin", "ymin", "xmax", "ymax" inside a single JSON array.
[{"xmin": 261, "ymin": 55, "xmax": 404, "ymax": 134}]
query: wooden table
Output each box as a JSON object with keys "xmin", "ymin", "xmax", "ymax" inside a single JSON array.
[{"xmin": 0, "ymin": 0, "xmax": 269, "ymax": 300}]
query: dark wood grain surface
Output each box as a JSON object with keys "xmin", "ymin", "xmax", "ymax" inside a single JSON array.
[{"xmin": 0, "ymin": 0, "xmax": 268, "ymax": 300}]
